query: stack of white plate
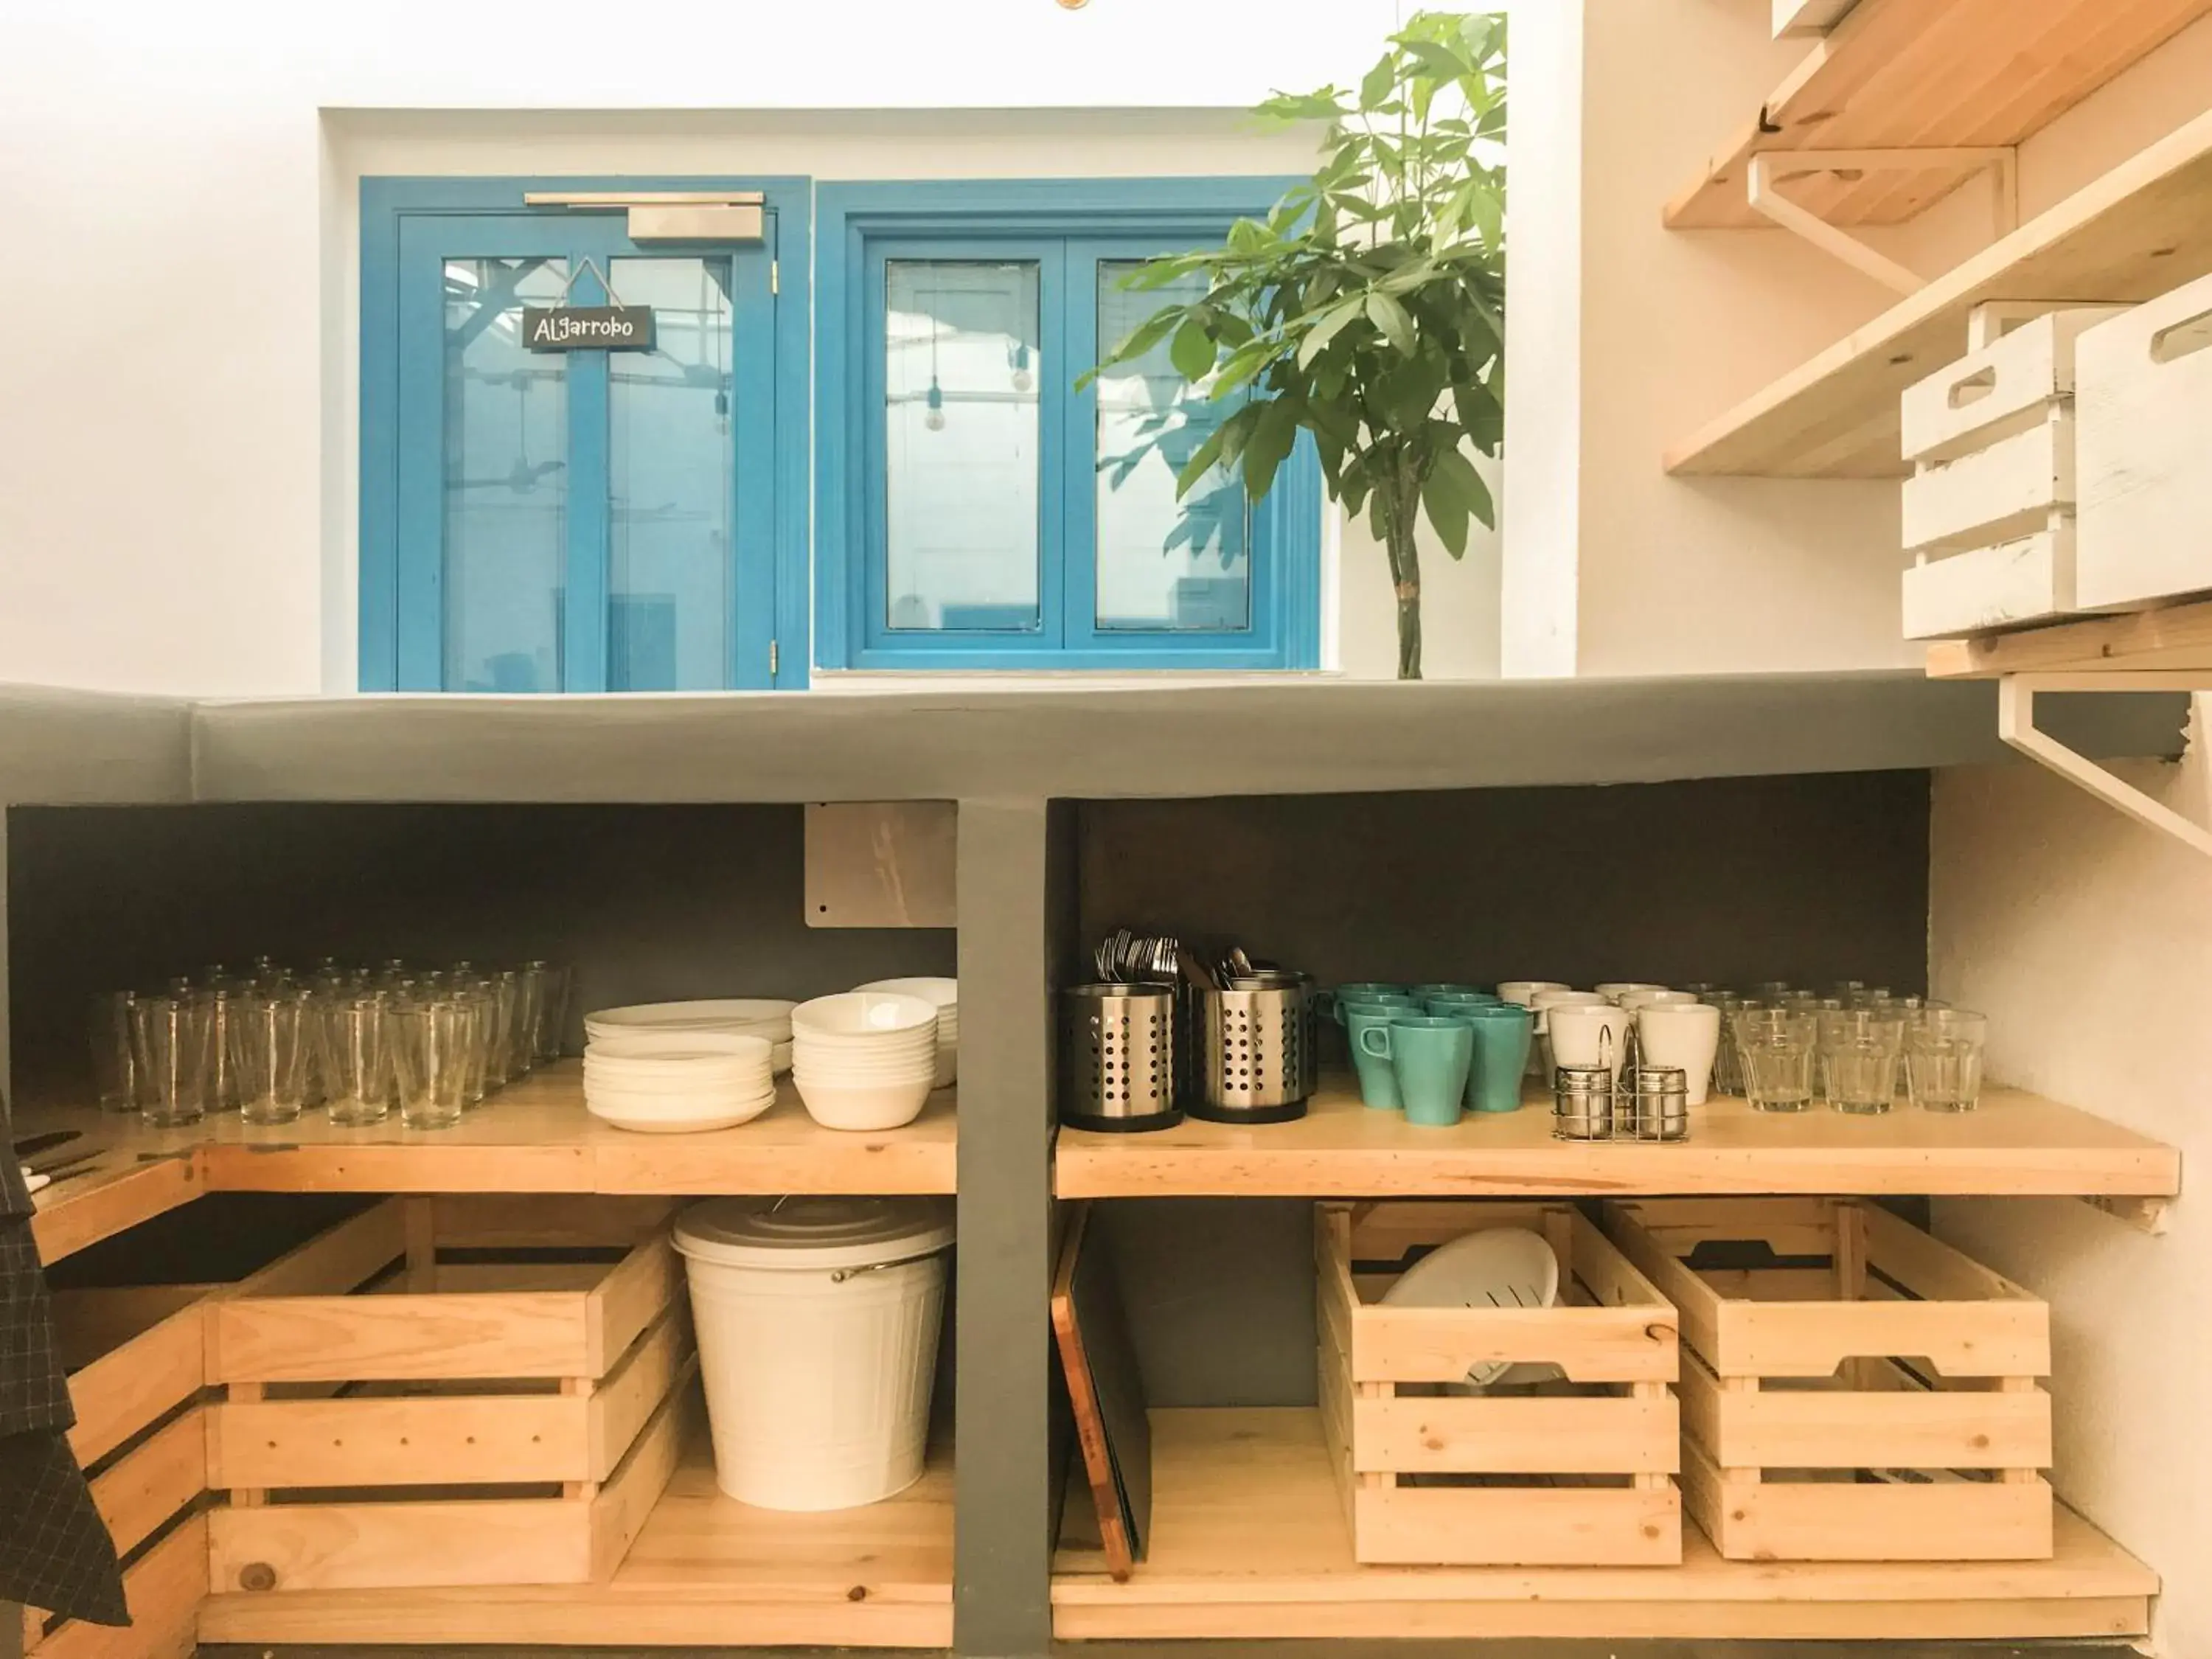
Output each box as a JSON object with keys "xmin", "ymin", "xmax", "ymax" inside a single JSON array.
[
  {"xmin": 585, "ymin": 999, "xmax": 796, "ymax": 1075},
  {"xmin": 853, "ymin": 977, "xmax": 958, "ymax": 1088},
  {"xmin": 790, "ymin": 992, "xmax": 940, "ymax": 1131},
  {"xmin": 583, "ymin": 1029, "xmax": 776, "ymax": 1134}
]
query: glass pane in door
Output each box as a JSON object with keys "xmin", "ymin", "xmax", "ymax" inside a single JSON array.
[
  {"xmin": 442, "ymin": 257, "xmax": 570, "ymax": 692},
  {"xmin": 883, "ymin": 261, "xmax": 1041, "ymax": 631},
  {"xmin": 1093, "ymin": 262, "xmax": 1249, "ymax": 630},
  {"xmin": 607, "ymin": 257, "xmax": 737, "ymax": 692}
]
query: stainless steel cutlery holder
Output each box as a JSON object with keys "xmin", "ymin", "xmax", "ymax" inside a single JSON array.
[
  {"xmin": 1057, "ymin": 983, "xmax": 1180, "ymax": 1132},
  {"xmin": 1190, "ymin": 975, "xmax": 1317, "ymax": 1124}
]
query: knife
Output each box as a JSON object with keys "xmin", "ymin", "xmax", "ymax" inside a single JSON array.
[
  {"xmin": 25, "ymin": 1146, "xmax": 102, "ymax": 1178},
  {"xmin": 12, "ymin": 1129, "xmax": 79, "ymax": 1158}
]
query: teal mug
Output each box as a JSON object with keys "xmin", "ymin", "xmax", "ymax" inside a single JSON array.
[
  {"xmin": 1458, "ymin": 1002, "xmax": 1534, "ymax": 1113},
  {"xmin": 1424, "ymin": 990, "xmax": 1503, "ymax": 1017},
  {"xmin": 1409, "ymin": 982, "xmax": 1487, "ymax": 1001},
  {"xmin": 1328, "ymin": 983, "xmax": 1413, "ymax": 1025},
  {"xmin": 1357, "ymin": 1015, "xmax": 1475, "ymax": 1127},
  {"xmin": 1345, "ymin": 1004, "xmax": 1413, "ymax": 1110}
]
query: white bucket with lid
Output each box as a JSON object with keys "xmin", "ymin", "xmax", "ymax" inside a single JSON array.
[{"xmin": 673, "ymin": 1196, "xmax": 953, "ymax": 1510}]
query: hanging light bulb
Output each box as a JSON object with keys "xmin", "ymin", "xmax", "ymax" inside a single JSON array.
[
  {"xmin": 1009, "ymin": 341, "xmax": 1033, "ymax": 393},
  {"xmin": 925, "ymin": 377, "xmax": 946, "ymax": 432}
]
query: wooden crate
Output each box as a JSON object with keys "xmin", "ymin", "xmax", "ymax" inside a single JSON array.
[
  {"xmin": 1315, "ymin": 1201, "xmax": 1681, "ymax": 1567},
  {"xmin": 2077, "ymin": 272, "xmax": 2212, "ymax": 610},
  {"xmin": 204, "ymin": 1194, "xmax": 693, "ymax": 1593},
  {"xmin": 1898, "ymin": 306, "xmax": 2124, "ymax": 639},
  {"xmin": 1602, "ymin": 1198, "xmax": 2053, "ymax": 1563}
]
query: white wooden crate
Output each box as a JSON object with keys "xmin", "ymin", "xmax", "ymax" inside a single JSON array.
[
  {"xmin": 1899, "ymin": 307, "xmax": 2125, "ymax": 640},
  {"xmin": 2077, "ymin": 272, "xmax": 2212, "ymax": 611}
]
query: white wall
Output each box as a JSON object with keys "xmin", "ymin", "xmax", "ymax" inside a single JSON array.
[
  {"xmin": 1929, "ymin": 706, "xmax": 2212, "ymax": 1654},
  {"xmin": 0, "ymin": 0, "xmax": 1520, "ymax": 695}
]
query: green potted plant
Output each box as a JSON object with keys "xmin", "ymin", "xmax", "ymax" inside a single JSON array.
[{"xmin": 1085, "ymin": 11, "xmax": 1506, "ymax": 679}]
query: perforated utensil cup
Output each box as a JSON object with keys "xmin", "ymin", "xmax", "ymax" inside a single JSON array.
[
  {"xmin": 1057, "ymin": 984, "xmax": 1180, "ymax": 1132},
  {"xmin": 1191, "ymin": 976, "xmax": 1317, "ymax": 1124}
]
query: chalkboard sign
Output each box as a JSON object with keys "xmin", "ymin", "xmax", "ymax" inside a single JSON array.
[{"xmin": 521, "ymin": 306, "xmax": 655, "ymax": 352}]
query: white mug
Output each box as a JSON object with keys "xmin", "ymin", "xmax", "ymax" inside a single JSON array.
[
  {"xmin": 1528, "ymin": 989, "xmax": 1610, "ymax": 1034},
  {"xmin": 1635, "ymin": 1001, "xmax": 1722, "ymax": 1105},
  {"xmin": 1548, "ymin": 1002, "xmax": 1632, "ymax": 1080},
  {"xmin": 1594, "ymin": 982, "xmax": 1668, "ymax": 1004},
  {"xmin": 1498, "ymin": 981, "xmax": 1568, "ymax": 1009},
  {"xmin": 1620, "ymin": 988, "xmax": 1700, "ymax": 1013}
]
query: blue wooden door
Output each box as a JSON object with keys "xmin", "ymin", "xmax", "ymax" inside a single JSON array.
[{"xmin": 394, "ymin": 213, "xmax": 778, "ymax": 691}]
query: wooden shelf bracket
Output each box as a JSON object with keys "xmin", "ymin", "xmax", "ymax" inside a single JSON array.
[
  {"xmin": 2080, "ymin": 1192, "xmax": 2174, "ymax": 1236},
  {"xmin": 1997, "ymin": 672, "xmax": 2212, "ymax": 860},
  {"xmin": 1747, "ymin": 148, "xmax": 2017, "ymax": 295}
]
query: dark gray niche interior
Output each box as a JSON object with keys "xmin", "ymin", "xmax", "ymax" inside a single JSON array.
[{"xmin": 1062, "ymin": 771, "xmax": 1933, "ymax": 1408}]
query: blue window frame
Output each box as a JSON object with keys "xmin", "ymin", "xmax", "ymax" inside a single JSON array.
[
  {"xmin": 817, "ymin": 180, "xmax": 1321, "ymax": 672},
  {"xmin": 360, "ymin": 177, "xmax": 812, "ymax": 691}
]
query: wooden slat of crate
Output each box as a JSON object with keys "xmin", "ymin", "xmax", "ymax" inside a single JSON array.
[
  {"xmin": 64, "ymin": 1299, "xmax": 205, "ymax": 1469},
  {"xmin": 1352, "ymin": 1392, "xmax": 1679, "ymax": 1475},
  {"xmin": 1678, "ymin": 1351, "xmax": 2052, "ymax": 1470},
  {"xmin": 210, "ymin": 1287, "xmax": 597, "ymax": 1382},
  {"xmin": 208, "ymin": 1367, "xmax": 692, "ymax": 1592},
  {"xmin": 209, "ymin": 1223, "xmax": 676, "ymax": 1384},
  {"xmin": 1681, "ymin": 1439, "xmax": 2055, "ymax": 1563},
  {"xmin": 205, "ymin": 1302, "xmax": 690, "ymax": 1490},
  {"xmin": 1716, "ymin": 1298, "xmax": 2049, "ymax": 1380},
  {"xmin": 35, "ymin": 1514, "xmax": 206, "ymax": 1659},
  {"xmin": 1352, "ymin": 1481, "xmax": 1683, "ymax": 1568},
  {"xmin": 85, "ymin": 1407, "xmax": 206, "ymax": 1558},
  {"xmin": 428, "ymin": 1193, "xmax": 678, "ymax": 1248}
]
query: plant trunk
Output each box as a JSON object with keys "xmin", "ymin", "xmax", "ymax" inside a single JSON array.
[{"xmin": 1381, "ymin": 479, "xmax": 1424, "ymax": 680}]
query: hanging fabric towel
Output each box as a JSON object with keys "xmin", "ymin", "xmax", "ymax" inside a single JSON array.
[{"xmin": 1, "ymin": 1116, "xmax": 128, "ymax": 1627}]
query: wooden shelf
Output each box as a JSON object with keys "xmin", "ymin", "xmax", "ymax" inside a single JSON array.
[
  {"xmin": 1667, "ymin": 0, "xmax": 2212, "ymax": 229},
  {"xmin": 1054, "ymin": 1074, "xmax": 2179, "ymax": 1200},
  {"xmin": 1664, "ymin": 106, "xmax": 2212, "ymax": 478},
  {"xmin": 1051, "ymin": 1408, "xmax": 2155, "ymax": 1641},
  {"xmin": 26, "ymin": 1061, "xmax": 956, "ymax": 1260},
  {"xmin": 1926, "ymin": 592, "xmax": 2212, "ymax": 676},
  {"xmin": 200, "ymin": 1416, "xmax": 955, "ymax": 1649}
]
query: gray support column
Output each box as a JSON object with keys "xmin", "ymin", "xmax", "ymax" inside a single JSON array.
[{"xmin": 953, "ymin": 799, "xmax": 1065, "ymax": 1658}]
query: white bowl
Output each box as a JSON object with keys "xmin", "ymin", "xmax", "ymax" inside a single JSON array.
[
  {"xmin": 790, "ymin": 1029, "xmax": 937, "ymax": 1059},
  {"xmin": 792, "ymin": 1074, "xmax": 935, "ymax": 1131},
  {"xmin": 791, "ymin": 992, "xmax": 938, "ymax": 1040},
  {"xmin": 854, "ymin": 977, "xmax": 958, "ymax": 1009},
  {"xmin": 793, "ymin": 1066, "xmax": 939, "ymax": 1092}
]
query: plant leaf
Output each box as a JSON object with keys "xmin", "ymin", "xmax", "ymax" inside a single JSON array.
[
  {"xmin": 1295, "ymin": 297, "xmax": 1364, "ymax": 371},
  {"xmin": 1366, "ymin": 291, "xmax": 1416, "ymax": 355},
  {"xmin": 1169, "ymin": 317, "xmax": 1216, "ymax": 381},
  {"xmin": 1240, "ymin": 395, "xmax": 1302, "ymax": 500}
]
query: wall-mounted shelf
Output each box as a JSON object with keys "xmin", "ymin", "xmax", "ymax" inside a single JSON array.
[
  {"xmin": 1054, "ymin": 1077, "xmax": 2180, "ymax": 1201},
  {"xmin": 1051, "ymin": 1408, "xmax": 2155, "ymax": 1641},
  {"xmin": 201, "ymin": 1426, "xmax": 954, "ymax": 1649},
  {"xmin": 1665, "ymin": 106, "xmax": 2212, "ymax": 477},
  {"xmin": 25, "ymin": 1063, "xmax": 958, "ymax": 1262},
  {"xmin": 1666, "ymin": 0, "xmax": 2212, "ymax": 230},
  {"xmin": 1927, "ymin": 594, "xmax": 2212, "ymax": 676}
]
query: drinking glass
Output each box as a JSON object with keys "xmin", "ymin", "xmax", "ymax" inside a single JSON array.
[
  {"xmin": 1818, "ymin": 1008, "xmax": 1907, "ymax": 1115},
  {"xmin": 323, "ymin": 995, "xmax": 392, "ymax": 1127},
  {"xmin": 1906, "ymin": 1009, "xmax": 1989, "ymax": 1113},
  {"xmin": 457, "ymin": 985, "xmax": 495, "ymax": 1106},
  {"xmin": 1752, "ymin": 981, "xmax": 1795, "ymax": 1004},
  {"xmin": 235, "ymin": 993, "xmax": 310, "ymax": 1126},
  {"xmin": 89, "ymin": 990, "xmax": 141, "ymax": 1113},
  {"xmin": 483, "ymin": 972, "xmax": 521, "ymax": 1090},
  {"xmin": 532, "ymin": 963, "xmax": 571, "ymax": 1063},
  {"xmin": 131, "ymin": 994, "xmax": 212, "ymax": 1128},
  {"xmin": 1705, "ymin": 992, "xmax": 1748, "ymax": 1096},
  {"xmin": 1733, "ymin": 1007, "xmax": 1818, "ymax": 1113},
  {"xmin": 204, "ymin": 990, "xmax": 245, "ymax": 1113},
  {"xmin": 509, "ymin": 964, "xmax": 546, "ymax": 1080},
  {"xmin": 392, "ymin": 999, "xmax": 469, "ymax": 1130}
]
